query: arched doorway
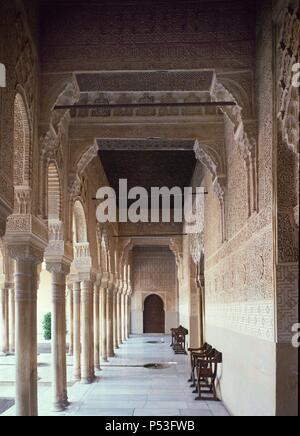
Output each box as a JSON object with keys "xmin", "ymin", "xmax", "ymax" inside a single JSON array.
[{"xmin": 143, "ymin": 294, "xmax": 165, "ymax": 334}]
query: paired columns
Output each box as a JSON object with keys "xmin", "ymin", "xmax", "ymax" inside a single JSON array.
[
  {"xmin": 106, "ymin": 280, "xmax": 115, "ymax": 358},
  {"xmin": 73, "ymin": 281, "xmax": 81, "ymax": 380},
  {"xmin": 93, "ymin": 282, "xmax": 101, "ymax": 370},
  {"xmin": 81, "ymin": 279, "xmax": 95, "ymax": 384},
  {"xmin": 71, "ymin": 277, "xmax": 96, "ymax": 384},
  {"xmin": 46, "ymin": 262, "xmax": 70, "ymax": 412}
]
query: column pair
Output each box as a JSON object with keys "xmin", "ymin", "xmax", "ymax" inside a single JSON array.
[
  {"xmin": 99, "ymin": 274, "xmax": 114, "ymax": 360},
  {"xmin": 46, "ymin": 261, "xmax": 70, "ymax": 412},
  {"xmin": 106, "ymin": 277, "xmax": 115, "ymax": 358},
  {"xmin": 72, "ymin": 279, "xmax": 95, "ymax": 384}
]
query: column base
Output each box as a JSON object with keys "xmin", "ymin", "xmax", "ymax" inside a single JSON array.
[
  {"xmin": 101, "ymin": 356, "xmax": 108, "ymax": 362},
  {"xmin": 0, "ymin": 351, "xmax": 9, "ymax": 356},
  {"xmin": 73, "ymin": 371, "xmax": 81, "ymax": 381},
  {"xmin": 95, "ymin": 364, "xmax": 101, "ymax": 371},
  {"xmin": 52, "ymin": 401, "xmax": 66, "ymax": 412},
  {"xmin": 108, "ymin": 353, "xmax": 115, "ymax": 358},
  {"xmin": 81, "ymin": 376, "xmax": 95, "ymax": 385}
]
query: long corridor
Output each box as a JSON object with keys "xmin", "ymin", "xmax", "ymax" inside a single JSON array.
[{"xmin": 1, "ymin": 335, "xmax": 229, "ymax": 417}]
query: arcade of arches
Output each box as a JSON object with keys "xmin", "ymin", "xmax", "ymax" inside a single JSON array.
[{"xmin": 0, "ymin": 0, "xmax": 299, "ymax": 417}]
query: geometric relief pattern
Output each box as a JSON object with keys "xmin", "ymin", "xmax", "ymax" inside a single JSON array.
[
  {"xmin": 276, "ymin": 263, "xmax": 299, "ymax": 343},
  {"xmin": 206, "ymin": 300, "xmax": 274, "ymax": 342},
  {"xmin": 205, "ymin": 223, "xmax": 274, "ymax": 341}
]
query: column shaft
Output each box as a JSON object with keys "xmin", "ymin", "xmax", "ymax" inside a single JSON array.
[
  {"xmin": 73, "ymin": 282, "xmax": 81, "ymax": 381},
  {"xmin": 50, "ymin": 270, "xmax": 67, "ymax": 411},
  {"xmin": 9, "ymin": 288, "xmax": 15, "ymax": 354},
  {"xmin": 15, "ymin": 259, "xmax": 38, "ymax": 416},
  {"xmin": 93, "ymin": 284, "xmax": 100, "ymax": 370},
  {"xmin": 106, "ymin": 290, "xmax": 114, "ymax": 358},
  {"xmin": 81, "ymin": 280, "xmax": 94, "ymax": 383},
  {"xmin": 0, "ymin": 288, "xmax": 9, "ymax": 354},
  {"xmin": 121, "ymin": 294, "xmax": 125, "ymax": 343},
  {"xmin": 68, "ymin": 286, "xmax": 74, "ymax": 356},
  {"xmin": 124, "ymin": 295, "xmax": 128, "ymax": 340},
  {"xmin": 100, "ymin": 287, "xmax": 108, "ymax": 362},
  {"xmin": 117, "ymin": 293, "xmax": 122, "ymax": 345},
  {"xmin": 113, "ymin": 292, "xmax": 118, "ymax": 349}
]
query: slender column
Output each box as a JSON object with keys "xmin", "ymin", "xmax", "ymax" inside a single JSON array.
[
  {"xmin": 117, "ymin": 292, "xmax": 122, "ymax": 345},
  {"xmin": 113, "ymin": 291, "xmax": 119, "ymax": 349},
  {"xmin": 0, "ymin": 287, "xmax": 9, "ymax": 355},
  {"xmin": 127, "ymin": 295, "xmax": 131, "ymax": 338},
  {"xmin": 47, "ymin": 263, "xmax": 69, "ymax": 412},
  {"xmin": 81, "ymin": 280, "xmax": 94, "ymax": 383},
  {"xmin": 100, "ymin": 286, "xmax": 108, "ymax": 362},
  {"xmin": 9, "ymin": 287, "xmax": 15, "ymax": 354},
  {"xmin": 121, "ymin": 293, "xmax": 126, "ymax": 343},
  {"xmin": 124, "ymin": 295, "xmax": 129, "ymax": 340},
  {"xmin": 106, "ymin": 288, "xmax": 115, "ymax": 358},
  {"xmin": 93, "ymin": 282, "xmax": 100, "ymax": 370},
  {"xmin": 14, "ymin": 257, "xmax": 40, "ymax": 416},
  {"xmin": 68, "ymin": 284, "xmax": 74, "ymax": 356},
  {"xmin": 73, "ymin": 281, "xmax": 81, "ymax": 381},
  {"xmin": 89, "ymin": 282, "xmax": 95, "ymax": 381}
]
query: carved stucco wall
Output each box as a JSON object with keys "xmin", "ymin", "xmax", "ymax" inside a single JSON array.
[
  {"xmin": 0, "ymin": 0, "xmax": 39, "ymax": 219},
  {"xmin": 131, "ymin": 246, "xmax": 178, "ymax": 334}
]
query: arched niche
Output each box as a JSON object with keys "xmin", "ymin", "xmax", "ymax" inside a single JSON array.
[{"xmin": 72, "ymin": 200, "xmax": 88, "ymax": 244}]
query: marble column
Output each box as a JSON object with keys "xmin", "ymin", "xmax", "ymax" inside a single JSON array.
[
  {"xmin": 106, "ymin": 288, "xmax": 115, "ymax": 358},
  {"xmin": 47, "ymin": 263, "xmax": 69, "ymax": 412},
  {"xmin": 113, "ymin": 291, "xmax": 118, "ymax": 350},
  {"xmin": 124, "ymin": 295, "xmax": 129, "ymax": 340},
  {"xmin": 117, "ymin": 292, "xmax": 122, "ymax": 346},
  {"xmin": 68, "ymin": 284, "xmax": 74, "ymax": 356},
  {"xmin": 73, "ymin": 281, "xmax": 81, "ymax": 381},
  {"xmin": 121, "ymin": 293, "xmax": 126, "ymax": 343},
  {"xmin": 89, "ymin": 282, "xmax": 95, "ymax": 381},
  {"xmin": 0, "ymin": 287, "xmax": 9, "ymax": 355},
  {"xmin": 14, "ymin": 256, "xmax": 40, "ymax": 416},
  {"xmin": 9, "ymin": 287, "xmax": 15, "ymax": 354},
  {"xmin": 93, "ymin": 282, "xmax": 100, "ymax": 370},
  {"xmin": 100, "ymin": 285, "xmax": 108, "ymax": 362},
  {"xmin": 81, "ymin": 280, "xmax": 94, "ymax": 383},
  {"xmin": 127, "ymin": 295, "xmax": 131, "ymax": 339}
]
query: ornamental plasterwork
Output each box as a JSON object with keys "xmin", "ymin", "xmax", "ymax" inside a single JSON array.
[
  {"xmin": 68, "ymin": 143, "xmax": 99, "ymax": 198},
  {"xmin": 190, "ymin": 231, "xmax": 204, "ymax": 265}
]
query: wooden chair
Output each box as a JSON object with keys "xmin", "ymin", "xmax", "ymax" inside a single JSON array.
[
  {"xmin": 173, "ymin": 325, "xmax": 188, "ymax": 355},
  {"xmin": 187, "ymin": 343, "xmax": 212, "ymax": 387},
  {"xmin": 194, "ymin": 349, "xmax": 223, "ymax": 401}
]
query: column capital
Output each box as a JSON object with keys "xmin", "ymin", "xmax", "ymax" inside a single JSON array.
[
  {"xmin": 100, "ymin": 271, "xmax": 109, "ymax": 289},
  {"xmin": 7, "ymin": 243, "xmax": 44, "ymax": 264},
  {"xmin": 46, "ymin": 259, "xmax": 71, "ymax": 277}
]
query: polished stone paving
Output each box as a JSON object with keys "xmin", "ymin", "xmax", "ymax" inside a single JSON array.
[{"xmin": 0, "ymin": 335, "xmax": 229, "ymax": 416}]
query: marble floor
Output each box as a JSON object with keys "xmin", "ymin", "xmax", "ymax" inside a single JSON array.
[{"xmin": 0, "ymin": 335, "xmax": 229, "ymax": 417}]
